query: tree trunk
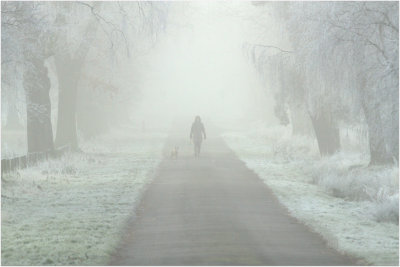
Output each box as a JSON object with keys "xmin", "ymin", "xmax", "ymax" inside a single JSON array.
[
  {"xmin": 364, "ymin": 107, "xmax": 392, "ymax": 164},
  {"xmin": 23, "ymin": 57, "xmax": 54, "ymax": 153},
  {"xmin": 361, "ymin": 95, "xmax": 393, "ymax": 165},
  {"xmin": 310, "ymin": 109, "xmax": 340, "ymax": 156},
  {"xmin": 389, "ymin": 97, "xmax": 399, "ymax": 162},
  {"xmin": 289, "ymin": 102, "xmax": 314, "ymax": 136},
  {"xmin": 76, "ymin": 86, "xmax": 110, "ymax": 139},
  {"xmin": 54, "ymin": 57, "xmax": 80, "ymax": 149},
  {"xmin": 53, "ymin": 19, "xmax": 99, "ymax": 149},
  {"xmin": 384, "ymin": 81, "xmax": 399, "ymax": 163},
  {"xmin": 359, "ymin": 78, "xmax": 394, "ymax": 165}
]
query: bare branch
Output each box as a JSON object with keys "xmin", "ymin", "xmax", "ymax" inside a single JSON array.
[
  {"xmin": 243, "ymin": 42, "xmax": 293, "ymax": 53},
  {"xmin": 75, "ymin": 1, "xmax": 130, "ymax": 55}
]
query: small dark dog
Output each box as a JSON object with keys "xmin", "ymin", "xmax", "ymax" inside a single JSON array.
[{"xmin": 170, "ymin": 146, "xmax": 179, "ymax": 159}]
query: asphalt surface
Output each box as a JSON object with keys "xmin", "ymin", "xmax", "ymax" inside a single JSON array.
[{"xmin": 110, "ymin": 133, "xmax": 356, "ymax": 265}]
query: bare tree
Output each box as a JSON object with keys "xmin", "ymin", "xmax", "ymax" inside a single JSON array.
[
  {"xmin": 2, "ymin": 2, "xmax": 55, "ymax": 153},
  {"xmin": 2, "ymin": 1, "xmax": 170, "ymax": 155},
  {"xmin": 247, "ymin": 2, "xmax": 398, "ymax": 162},
  {"xmin": 51, "ymin": 2, "xmax": 101, "ymax": 149}
]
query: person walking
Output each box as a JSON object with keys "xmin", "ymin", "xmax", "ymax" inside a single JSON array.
[{"xmin": 190, "ymin": 116, "xmax": 206, "ymax": 158}]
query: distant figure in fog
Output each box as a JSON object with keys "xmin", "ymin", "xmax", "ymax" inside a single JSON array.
[{"xmin": 190, "ymin": 116, "xmax": 206, "ymax": 158}]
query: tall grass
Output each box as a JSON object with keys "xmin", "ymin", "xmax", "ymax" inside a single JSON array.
[{"xmin": 245, "ymin": 124, "xmax": 399, "ymax": 224}]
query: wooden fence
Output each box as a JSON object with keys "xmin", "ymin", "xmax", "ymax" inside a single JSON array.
[{"xmin": 1, "ymin": 145, "xmax": 71, "ymax": 176}]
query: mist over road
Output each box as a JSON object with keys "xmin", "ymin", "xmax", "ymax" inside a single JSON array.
[{"xmin": 110, "ymin": 129, "xmax": 356, "ymax": 265}]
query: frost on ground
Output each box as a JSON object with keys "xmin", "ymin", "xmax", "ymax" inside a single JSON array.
[
  {"xmin": 222, "ymin": 124, "xmax": 399, "ymax": 266},
  {"xmin": 1, "ymin": 127, "xmax": 167, "ymax": 265}
]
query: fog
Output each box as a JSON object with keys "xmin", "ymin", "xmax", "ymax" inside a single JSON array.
[
  {"xmin": 2, "ymin": 0, "xmax": 398, "ymax": 164},
  {"xmin": 2, "ymin": 1, "xmax": 399, "ymax": 266},
  {"xmin": 131, "ymin": 2, "xmax": 277, "ymax": 130}
]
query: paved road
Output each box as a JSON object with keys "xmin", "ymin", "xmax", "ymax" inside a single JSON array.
[{"xmin": 110, "ymin": 133, "xmax": 356, "ymax": 265}]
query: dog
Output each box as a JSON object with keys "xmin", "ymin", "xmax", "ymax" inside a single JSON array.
[{"xmin": 170, "ymin": 146, "xmax": 179, "ymax": 159}]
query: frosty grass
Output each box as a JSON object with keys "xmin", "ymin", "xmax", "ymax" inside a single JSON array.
[
  {"xmin": 2, "ymin": 123, "xmax": 398, "ymax": 265},
  {"xmin": 222, "ymin": 125, "xmax": 399, "ymax": 266},
  {"xmin": 1, "ymin": 128, "xmax": 166, "ymax": 265}
]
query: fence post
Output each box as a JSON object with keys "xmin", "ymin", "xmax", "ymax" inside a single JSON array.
[{"xmin": 1, "ymin": 143, "xmax": 72, "ymax": 176}]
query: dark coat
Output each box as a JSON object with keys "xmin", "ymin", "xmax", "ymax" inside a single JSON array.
[{"xmin": 190, "ymin": 121, "xmax": 206, "ymax": 142}]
